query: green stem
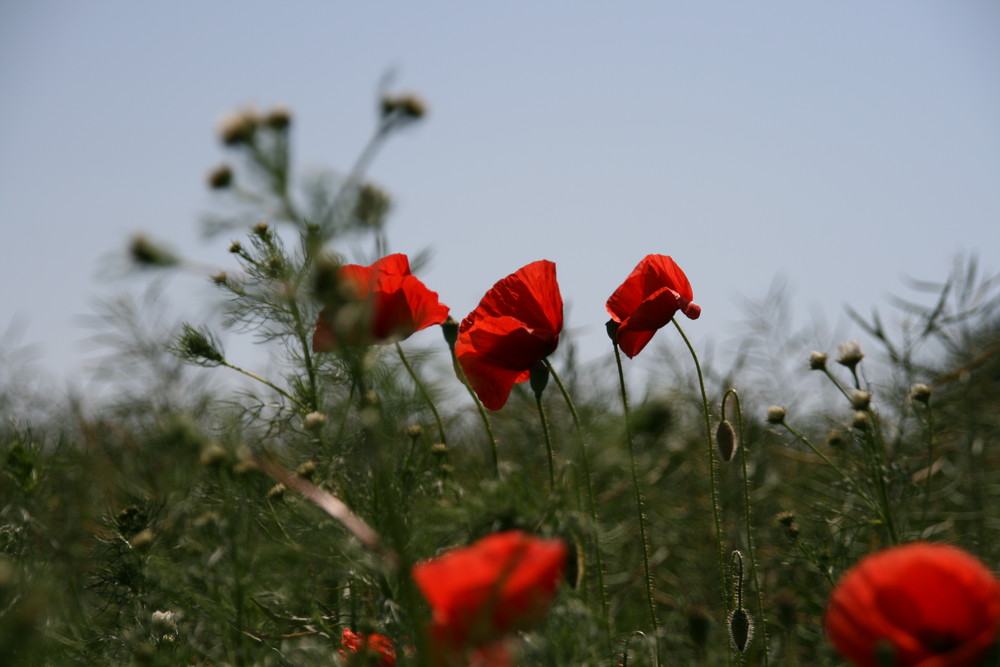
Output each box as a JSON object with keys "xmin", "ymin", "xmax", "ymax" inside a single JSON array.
[
  {"xmin": 396, "ymin": 343, "xmax": 447, "ymax": 445},
  {"xmin": 612, "ymin": 341, "xmax": 659, "ymax": 638},
  {"xmin": 220, "ymin": 360, "xmax": 305, "ymax": 410},
  {"xmin": 542, "ymin": 358, "xmax": 611, "ymax": 636},
  {"xmin": 726, "ymin": 389, "xmax": 768, "ymax": 666},
  {"xmin": 671, "ymin": 320, "xmax": 729, "ymax": 616},
  {"xmin": 449, "ymin": 347, "xmax": 500, "ymax": 477},
  {"xmin": 535, "ymin": 393, "xmax": 556, "ymax": 490}
]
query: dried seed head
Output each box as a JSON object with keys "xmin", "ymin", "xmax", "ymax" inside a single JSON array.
[
  {"xmin": 826, "ymin": 430, "xmax": 845, "ymax": 447},
  {"xmin": 218, "ymin": 108, "xmax": 259, "ymax": 146},
  {"xmin": 263, "ymin": 106, "xmax": 292, "ymax": 130},
  {"xmin": 836, "ymin": 340, "xmax": 864, "ymax": 370},
  {"xmin": 809, "ymin": 351, "xmax": 828, "ymax": 370},
  {"xmin": 910, "ymin": 383, "xmax": 932, "ymax": 404},
  {"xmin": 228, "ymin": 241, "xmax": 243, "ymax": 254},
  {"xmin": 151, "ymin": 610, "xmax": 178, "ymax": 636},
  {"xmin": 207, "ymin": 164, "xmax": 233, "ymax": 189},
  {"xmin": 252, "ymin": 222, "xmax": 271, "ymax": 240},
  {"xmin": 295, "ymin": 461, "xmax": 317, "ymax": 480},
  {"xmin": 430, "ymin": 443, "xmax": 448, "ymax": 456},
  {"xmin": 406, "ymin": 424, "xmax": 424, "ymax": 439},
  {"xmin": 200, "ymin": 443, "xmax": 227, "ymax": 468},
  {"xmin": 728, "ymin": 608, "xmax": 754, "ymax": 653},
  {"xmin": 130, "ymin": 234, "xmax": 178, "ymax": 267},
  {"xmin": 211, "ymin": 271, "xmax": 228, "ymax": 285},
  {"xmin": 766, "ymin": 405, "xmax": 786, "ymax": 425},
  {"xmin": 776, "ymin": 511, "xmax": 795, "ymax": 527},
  {"xmin": 716, "ymin": 419, "xmax": 738, "ymax": 462},
  {"xmin": 130, "ymin": 529, "xmax": 155, "ymax": 551},
  {"xmin": 354, "ymin": 183, "xmax": 392, "ymax": 228},
  {"xmin": 850, "ymin": 389, "xmax": 872, "ymax": 411},
  {"xmin": 266, "ymin": 483, "xmax": 286, "ymax": 500},
  {"xmin": 382, "ymin": 93, "xmax": 427, "ymax": 120},
  {"xmin": 851, "ymin": 410, "xmax": 871, "ymax": 431}
]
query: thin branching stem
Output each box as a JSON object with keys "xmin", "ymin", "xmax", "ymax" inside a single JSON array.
[
  {"xmin": 396, "ymin": 343, "xmax": 447, "ymax": 445},
  {"xmin": 220, "ymin": 360, "xmax": 305, "ymax": 410}
]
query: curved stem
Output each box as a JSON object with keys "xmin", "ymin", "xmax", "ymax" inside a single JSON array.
[
  {"xmin": 535, "ymin": 393, "xmax": 556, "ymax": 489},
  {"xmin": 613, "ymin": 341, "xmax": 659, "ymax": 638},
  {"xmin": 671, "ymin": 320, "xmax": 729, "ymax": 616},
  {"xmin": 449, "ymin": 347, "xmax": 500, "ymax": 477},
  {"xmin": 396, "ymin": 343, "xmax": 447, "ymax": 445},
  {"xmin": 726, "ymin": 389, "xmax": 768, "ymax": 665}
]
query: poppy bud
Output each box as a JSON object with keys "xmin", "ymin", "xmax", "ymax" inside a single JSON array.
[
  {"xmin": 766, "ymin": 405, "xmax": 786, "ymax": 425},
  {"xmin": 605, "ymin": 319, "xmax": 620, "ymax": 343},
  {"xmin": 529, "ymin": 362, "xmax": 550, "ymax": 398},
  {"xmin": 910, "ymin": 383, "xmax": 932, "ymax": 404},
  {"xmin": 836, "ymin": 340, "xmax": 864, "ymax": 370},
  {"xmin": 728, "ymin": 608, "xmax": 753, "ymax": 654},
  {"xmin": 686, "ymin": 604, "xmax": 711, "ymax": 651},
  {"xmin": 850, "ymin": 390, "xmax": 872, "ymax": 411},
  {"xmin": 441, "ymin": 317, "xmax": 459, "ymax": 350},
  {"xmin": 207, "ymin": 164, "xmax": 233, "ymax": 189},
  {"xmin": 809, "ymin": 351, "xmax": 828, "ymax": 370},
  {"xmin": 716, "ymin": 419, "xmax": 738, "ymax": 462}
]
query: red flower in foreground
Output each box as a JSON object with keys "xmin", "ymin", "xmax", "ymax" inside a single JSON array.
[
  {"xmin": 455, "ymin": 260, "xmax": 563, "ymax": 410},
  {"xmin": 339, "ymin": 628, "xmax": 397, "ymax": 666},
  {"xmin": 825, "ymin": 542, "xmax": 1000, "ymax": 667},
  {"xmin": 412, "ymin": 531, "xmax": 566, "ymax": 663},
  {"xmin": 606, "ymin": 254, "xmax": 701, "ymax": 358},
  {"xmin": 313, "ymin": 253, "xmax": 449, "ymax": 352}
]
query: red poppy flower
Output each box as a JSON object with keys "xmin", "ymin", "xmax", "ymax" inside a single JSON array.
[
  {"xmin": 825, "ymin": 542, "xmax": 1000, "ymax": 667},
  {"xmin": 339, "ymin": 628, "xmax": 397, "ymax": 666},
  {"xmin": 454, "ymin": 260, "xmax": 563, "ymax": 410},
  {"xmin": 606, "ymin": 254, "xmax": 701, "ymax": 358},
  {"xmin": 412, "ymin": 531, "xmax": 566, "ymax": 663},
  {"xmin": 313, "ymin": 253, "xmax": 449, "ymax": 352}
]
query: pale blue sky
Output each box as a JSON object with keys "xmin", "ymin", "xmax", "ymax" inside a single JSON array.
[{"xmin": 2, "ymin": 2, "xmax": 999, "ymax": 392}]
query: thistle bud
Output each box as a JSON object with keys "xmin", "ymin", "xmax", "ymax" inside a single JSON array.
[
  {"xmin": 849, "ymin": 389, "xmax": 871, "ymax": 411},
  {"xmin": 809, "ymin": 351, "xmax": 828, "ymax": 370},
  {"xmin": 716, "ymin": 419, "xmax": 738, "ymax": 462},
  {"xmin": 836, "ymin": 340, "xmax": 864, "ymax": 370},
  {"xmin": 766, "ymin": 405, "xmax": 786, "ymax": 425},
  {"xmin": 910, "ymin": 383, "xmax": 932, "ymax": 404},
  {"xmin": 207, "ymin": 164, "xmax": 233, "ymax": 189}
]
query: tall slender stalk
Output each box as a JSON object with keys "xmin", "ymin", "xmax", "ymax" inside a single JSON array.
[
  {"xmin": 446, "ymin": 337, "xmax": 500, "ymax": 477},
  {"xmin": 671, "ymin": 320, "xmax": 729, "ymax": 614},
  {"xmin": 611, "ymin": 337, "xmax": 658, "ymax": 638},
  {"xmin": 396, "ymin": 343, "xmax": 447, "ymax": 445}
]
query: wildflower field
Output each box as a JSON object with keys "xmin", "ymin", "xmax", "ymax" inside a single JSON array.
[{"xmin": 2, "ymin": 97, "xmax": 1000, "ymax": 666}]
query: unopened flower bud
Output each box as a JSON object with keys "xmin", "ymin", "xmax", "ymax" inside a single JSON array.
[
  {"xmin": 228, "ymin": 241, "xmax": 243, "ymax": 254},
  {"xmin": 207, "ymin": 164, "xmax": 233, "ymax": 189},
  {"xmin": 130, "ymin": 234, "xmax": 178, "ymax": 268},
  {"xmin": 151, "ymin": 610, "xmax": 178, "ymax": 636},
  {"xmin": 716, "ymin": 419, "xmax": 738, "ymax": 462},
  {"xmin": 406, "ymin": 424, "xmax": 423, "ymax": 439},
  {"xmin": 809, "ymin": 351, "xmax": 828, "ymax": 370},
  {"xmin": 605, "ymin": 319, "xmax": 620, "ymax": 343},
  {"xmin": 776, "ymin": 511, "xmax": 795, "ymax": 527},
  {"xmin": 430, "ymin": 443, "xmax": 448, "ymax": 456},
  {"xmin": 850, "ymin": 390, "xmax": 871, "ymax": 411},
  {"xmin": 766, "ymin": 405, "xmax": 786, "ymax": 425},
  {"xmin": 130, "ymin": 529, "xmax": 154, "ymax": 551},
  {"xmin": 836, "ymin": 340, "xmax": 864, "ymax": 370},
  {"xmin": 910, "ymin": 383, "xmax": 932, "ymax": 404},
  {"xmin": 686, "ymin": 605, "xmax": 711, "ymax": 651},
  {"xmin": 252, "ymin": 222, "xmax": 271, "ymax": 240},
  {"xmin": 200, "ymin": 443, "xmax": 227, "ymax": 467},
  {"xmin": 441, "ymin": 317, "xmax": 459, "ymax": 349},
  {"xmin": 529, "ymin": 362, "xmax": 550, "ymax": 397},
  {"xmin": 218, "ymin": 108, "xmax": 258, "ymax": 146},
  {"xmin": 302, "ymin": 411, "xmax": 327, "ymax": 432},
  {"xmin": 729, "ymin": 608, "xmax": 754, "ymax": 654}
]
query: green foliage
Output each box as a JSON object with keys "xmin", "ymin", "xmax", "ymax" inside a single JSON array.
[{"xmin": 2, "ymin": 94, "xmax": 999, "ymax": 666}]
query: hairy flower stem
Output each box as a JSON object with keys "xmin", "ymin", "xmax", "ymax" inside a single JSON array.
[
  {"xmin": 396, "ymin": 343, "xmax": 447, "ymax": 445},
  {"xmin": 543, "ymin": 358, "xmax": 611, "ymax": 639},
  {"xmin": 535, "ymin": 394, "xmax": 556, "ymax": 489},
  {"xmin": 448, "ymin": 347, "xmax": 500, "ymax": 477},
  {"xmin": 220, "ymin": 360, "xmax": 306, "ymax": 410},
  {"xmin": 724, "ymin": 389, "xmax": 769, "ymax": 665},
  {"xmin": 917, "ymin": 402, "xmax": 936, "ymax": 523},
  {"xmin": 671, "ymin": 320, "xmax": 729, "ymax": 618},
  {"xmin": 612, "ymin": 341, "xmax": 659, "ymax": 639}
]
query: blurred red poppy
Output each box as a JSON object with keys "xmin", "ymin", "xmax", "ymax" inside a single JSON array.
[
  {"xmin": 412, "ymin": 531, "xmax": 566, "ymax": 664},
  {"xmin": 825, "ymin": 542, "xmax": 1000, "ymax": 667},
  {"xmin": 606, "ymin": 254, "xmax": 700, "ymax": 358},
  {"xmin": 454, "ymin": 260, "xmax": 563, "ymax": 410},
  {"xmin": 339, "ymin": 628, "xmax": 397, "ymax": 666},
  {"xmin": 313, "ymin": 254, "xmax": 449, "ymax": 352}
]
